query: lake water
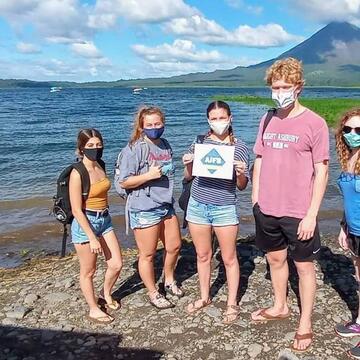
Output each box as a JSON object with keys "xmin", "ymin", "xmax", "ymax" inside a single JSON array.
[{"xmin": 1, "ymin": 87, "xmax": 359, "ymax": 267}]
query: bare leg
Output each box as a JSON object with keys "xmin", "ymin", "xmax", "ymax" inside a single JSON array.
[
  {"xmin": 74, "ymin": 243, "xmax": 112, "ymax": 320},
  {"xmin": 292, "ymin": 260, "xmax": 316, "ymax": 351},
  {"xmin": 187, "ymin": 222, "xmax": 212, "ymax": 309},
  {"xmin": 251, "ymin": 248, "xmax": 289, "ymax": 320},
  {"xmin": 214, "ymin": 225, "xmax": 239, "ymax": 307},
  {"xmin": 159, "ymin": 215, "xmax": 181, "ymax": 284},
  {"xmin": 100, "ymin": 230, "xmax": 123, "ymax": 304},
  {"xmin": 134, "ymin": 224, "xmax": 160, "ymax": 294}
]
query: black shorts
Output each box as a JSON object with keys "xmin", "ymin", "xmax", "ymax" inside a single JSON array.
[
  {"xmin": 348, "ymin": 233, "xmax": 360, "ymax": 257},
  {"xmin": 253, "ymin": 203, "xmax": 321, "ymax": 262}
]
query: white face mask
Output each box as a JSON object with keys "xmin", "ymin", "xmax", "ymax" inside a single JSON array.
[
  {"xmin": 272, "ymin": 88, "xmax": 296, "ymax": 109},
  {"xmin": 208, "ymin": 120, "xmax": 230, "ymax": 136}
]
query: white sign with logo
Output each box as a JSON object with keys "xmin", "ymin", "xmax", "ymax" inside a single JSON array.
[{"xmin": 192, "ymin": 144, "xmax": 235, "ymax": 179}]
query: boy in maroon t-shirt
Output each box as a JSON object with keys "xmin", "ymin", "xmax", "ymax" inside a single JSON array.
[{"xmin": 251, "ymin": 57, "xmax": 329, "ymax": 353}]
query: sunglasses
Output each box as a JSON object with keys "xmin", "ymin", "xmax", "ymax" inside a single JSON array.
[{"xmin": 343, "ymin": 126, "xmax": 360, "ymax": 135}]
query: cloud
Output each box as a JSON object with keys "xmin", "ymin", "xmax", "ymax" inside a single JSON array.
[
  {"xmin": 322, "ymin": 39, "xmax": 360, "ymax": 63},
  {"xmin": 16, "ymin": 42, "xmax": 41, "ymax": 54},
  {"xmin": 165, "ymin": 15, "xmax": 302, "ymax": 47},
  {"xmin": 132, "ymin": 39, "xmax": 225, "ymax": 63},
  {"xmin": 71, "ymin": 41, "xmax": 102, "ymax": 58},
  {"xmin": 287, "ymin": 0, "xmax": 360, "ymax": 24},
  {"xmin": 225, "ymin": 0, "xmax": 263, "ymax": 15},
  {"xmin": 0, "ymin": 0, "xmax": 93, "ymax": 44},
  {"xmin": 88, "ymin": 0, "xmax": 198, "ymax": 28}
]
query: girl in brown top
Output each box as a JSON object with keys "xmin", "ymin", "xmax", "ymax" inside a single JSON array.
[{"xmin": 69, "ymin": 128, "xmax": 122, "ymax": 324}]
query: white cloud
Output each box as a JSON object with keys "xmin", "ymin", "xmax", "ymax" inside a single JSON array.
[
  {"xmin": 16, "ymin": 42, "xmax": 41, "ymax": 54},
  {"xmin": 287, "ymin": 0, "xmax": 360, "ymax": 23},
  {"xmin": 0, "ymin": 0, "xmax": 93, "ymax": 44},
  {"xmin": 165, "ymin": 15, "xmax": 302, "ymax": 47},
  {"xmin": 225, "ymin": 0, "xmax": 263, "ymax": 15},
  {"xmin": 88, "ymin": 0, "xmax": 198, "ymax": 28},
  {"xmin": 132, "ymin": 39, "xmax": 224, "ymax": 63},
  {"xmin": 71, "ymin": 41, "xmax": 102, "ymax": 58}
]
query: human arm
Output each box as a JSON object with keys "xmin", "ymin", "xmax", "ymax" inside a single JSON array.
[
  {"xmin": 120, "ymin": 163, "xmax": 162, "ymax": 189},
  {"xmin": 251, "ymin": 156, "xmax": 262, "ymax": 205},
  {"xmin": 297, "ymin": 160, "xmax": 329, "ymax": 240},
  {"xmin": 69, "ymin": 169, "xmax": 102, "ymax": 254}
]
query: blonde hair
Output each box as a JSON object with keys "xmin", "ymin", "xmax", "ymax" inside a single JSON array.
[
  {"xmin": 129, "ymin": 106, "xmax": 165, "ymax": 146},
  {"xmin": 335, "ymin": 108, "xmax": 360, "ymax": 175},
  {"xmin": 265, "ymin": 57, "xmax": 305, "ymax": 86}
]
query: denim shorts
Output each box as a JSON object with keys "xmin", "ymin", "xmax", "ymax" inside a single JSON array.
[
  {"xmin": 71, "ymin": 210, "xmax": 114, "ymax": 244},
  {"xmin": 129, "ymin": 204, "xmax": 175, "ymax": 230},
  {"xmin": 186, "ymin": 196, "xmax": 239, "ymax": 226}
]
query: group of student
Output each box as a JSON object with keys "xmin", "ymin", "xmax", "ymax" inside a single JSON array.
[{"xmin": 67, "ymin": 57, "xmax": 360, "ymax": 358}]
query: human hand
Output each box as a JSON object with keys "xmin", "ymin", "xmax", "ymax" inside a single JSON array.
[
  {"xmin": 147, "ymin": 163, "xmax": 162, "ymax": 180},
  {"xmin": 338, "ymin": 227, "xmax": 349, "ymax": 250},
  {"xmin": 182, "ymin": 153, "xmax": 194, "ymax": 166},
  {"xmin": 90, "ymin": 237, "xmax": 102, "ymax": 254},
  {"xmin": 234, "ymin": 160, "xmax": 247, "ymax": 176},
  {"xmin": 297, "ymin": 215, "xmax": 316, "ymax": 241}
]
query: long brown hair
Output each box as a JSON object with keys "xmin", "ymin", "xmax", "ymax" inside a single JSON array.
[
  {"xmin": 206, "ymin": 100, "xmax": 236, "ymax": 145},
  {"xmin": 335, "ymin": 108, "xmax": 360, "ymax": 175},
  {"xmin": 76, "ymin": 128, "xmax": 103, "ymax": 158},
  {"xmin": 129, "ymin": 106, "xmax": 165, "ymax": 146}
]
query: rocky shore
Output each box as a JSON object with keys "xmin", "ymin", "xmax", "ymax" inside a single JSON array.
[{"xmin": 0, "ymin": 234, "xmax": 358, "ymax": 360}]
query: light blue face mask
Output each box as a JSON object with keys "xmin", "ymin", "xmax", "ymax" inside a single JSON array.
[{"xmin": 343, "ymin": 132, "xmax": 360, "ymax": 149}]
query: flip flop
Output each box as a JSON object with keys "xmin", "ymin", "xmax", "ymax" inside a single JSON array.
[
  {"xmin": 222, "ymin": 305, "xmax": 240, "ymax": 325},
  {"xmin": 98, "ymin": 291, "xmax": 121, "ymax": 311},
  {"xmin": 86, "ymin": 314, "xmax": 114, "ymax": 324},
  {"xmin": 291, "ymin": 332, "xmax": 313, "ymax": 353},
  {"xmin": 251, "ymin": 308, "xmax": 290, "ymax": 323},
  {"xmin": 186, "ymin": 299, "xmax": 212, "ymax": 315}
]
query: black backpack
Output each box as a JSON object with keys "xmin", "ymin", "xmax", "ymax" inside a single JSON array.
[
  {"xmin": 52, "ymin": 159, "xmax": 106, "ymax": 257},
  {"xmin": 52, "ymin": 159, "xmax": 106, "ymax": 225},
  {"xmin": 178, "ymin": 135, "xmax": 205, "ymax": 228}
]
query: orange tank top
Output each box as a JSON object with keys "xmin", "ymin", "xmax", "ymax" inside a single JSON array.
[{"xmin": 85, "ymin": 177, "xmax": 111, "ymax": 210}]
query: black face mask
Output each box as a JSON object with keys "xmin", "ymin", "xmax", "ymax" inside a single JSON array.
[{"xmin": 83, "ymin": 147, "xmax": 103, "ymax": 161}]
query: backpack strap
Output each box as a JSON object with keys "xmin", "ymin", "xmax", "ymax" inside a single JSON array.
[
  {"xmin": 196, "ymin": 135, "xmax": 206, "ymax": 144},
  {"xmin": 262, "ymin": 109, "xmax": 276, "ymax": 145},
  {"xmin": 160, "ymin": 138, "xmax": 173, "ymax": 156},
  {"xmin": 72, "ymin": 162, "xmax": 90, "ymax": 202}
]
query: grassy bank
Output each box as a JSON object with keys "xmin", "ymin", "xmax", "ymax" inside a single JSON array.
[{"xmin": 214, "ymin": 95, "xmax": 359, "ymax": 127}]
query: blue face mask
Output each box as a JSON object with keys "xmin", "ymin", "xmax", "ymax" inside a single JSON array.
[
  {"xmin": 143, "ymin": 126, "xmax": 164, "ymax": 140},
  {"xmin": 343, "ymin": 132, "xmax": 360, "ymax": 149}
]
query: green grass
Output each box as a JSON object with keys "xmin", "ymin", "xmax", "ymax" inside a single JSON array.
[{"xmin": 214, "ymin": 95, "xmax": 360, "ymax": 127}]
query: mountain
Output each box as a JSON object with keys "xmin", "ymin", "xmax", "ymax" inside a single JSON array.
[{"xmin": 1, "ymin": 22, "xmax": 360, "ymax": 88}]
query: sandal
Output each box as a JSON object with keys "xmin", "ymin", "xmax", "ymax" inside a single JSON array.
[
  {"xmin": 251, "ymin": 307, "xmax": 290, "ymax": 323},
  {"xmin": 149, "ymin": 292, "xmax": 175, "ymax": 310},
  {"xmin": 98, "ymin": 291, "xmax": 121, "ymax": 311},
  {"xmin": 164, "ymin": 281, "xmax": 185, "ymax": 298},
  {"xmin": 291, "ymin": 332, "xmax": 313, "ymax": 353},
  {"xmin": 86, "ymin": 314, "xmax": 114, "ymax": 324},
  {"xmin": 223, "ymin": 305, "xmax": 240, "ymax": 324},
  {"xmin": 186, "ymin": 299, "xmax": 212, "ymax": 315}
]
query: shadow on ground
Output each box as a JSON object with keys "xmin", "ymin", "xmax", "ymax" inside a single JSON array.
[{"xmin": 0, "ymin": 325, "xmax": 164, "ymax": 360}]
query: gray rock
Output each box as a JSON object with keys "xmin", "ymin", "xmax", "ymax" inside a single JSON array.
[
  {"xmin": 247, "ymin": 343, "xmax": 263, "ymax": 358},
  {"xmin": 41, "ymin": 330, "xmax": 56, "ymax": 342},
  {"xmin": 203, "ymin": 306, "xmax": 221, "ymax": 318},
  {"xmin": 43, "ymin": 292, "xmax": 71, "ymax": 304},
  {"xmin": 6, "ymin": 306, "xmax": 30, "ymax": 319},
  {"xmin": 170, "ymin": 326, "xmax": 183, "ymax": 334},
  {"xmin": 24, "ymin": 294, "xmax": 39, "ymax": 305},
  {"xmin": 278, "ymin": 349, "xmax": 300, "ymax": 360}
]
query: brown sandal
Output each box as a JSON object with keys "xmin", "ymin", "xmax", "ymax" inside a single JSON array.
[
  {"xmin": 251, "ymin": 307, "xmax": 290, "ymax": 323},
  {"xmin": 86, "ymin": 314, "xmax": 114, "ymax": 324},
  {"xmin": 291, "ymin": 332, "xmax": 313, "ymax": 353},
  {"xmin": 186, "ymin": 299, "xmax": 212, "ymax": 315},
  {"xmin": 223, "ymin": 305, "xmax": 240, "ymax": 324}
]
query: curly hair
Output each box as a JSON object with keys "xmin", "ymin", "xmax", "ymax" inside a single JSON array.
[
  {"xmin": 335, "ymin": 108, "xmax": 360, "ymax": 175},
  {"xmin": 265, "ymin": 57, "xmax": 305, "ymax": 87},
  {"xmin": 129, "ymin": 106, "xmax": 165, "ymax": 146}
]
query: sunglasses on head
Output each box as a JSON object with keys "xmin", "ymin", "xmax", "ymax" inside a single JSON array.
[{"xmin": 343, "ymin": 126, "xmax": 360, "ymax": 135}]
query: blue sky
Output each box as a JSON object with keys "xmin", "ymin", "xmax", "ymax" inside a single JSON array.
[{"xmin": 0, "ymin": 0, "xmax": 359, "ymax": 82}]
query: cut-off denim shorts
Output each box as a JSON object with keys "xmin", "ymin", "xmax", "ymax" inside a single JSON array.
[
  {"xmin": 186, "ymin": 196, "xmax": 239, "ymax": 226},
  {"xmin": 71, "ymin": 209, "xmax": 114, "ymax": 244},
  {"xmin": 129, "ymin": 204, "xmax": 175, "ymax": 230}
]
